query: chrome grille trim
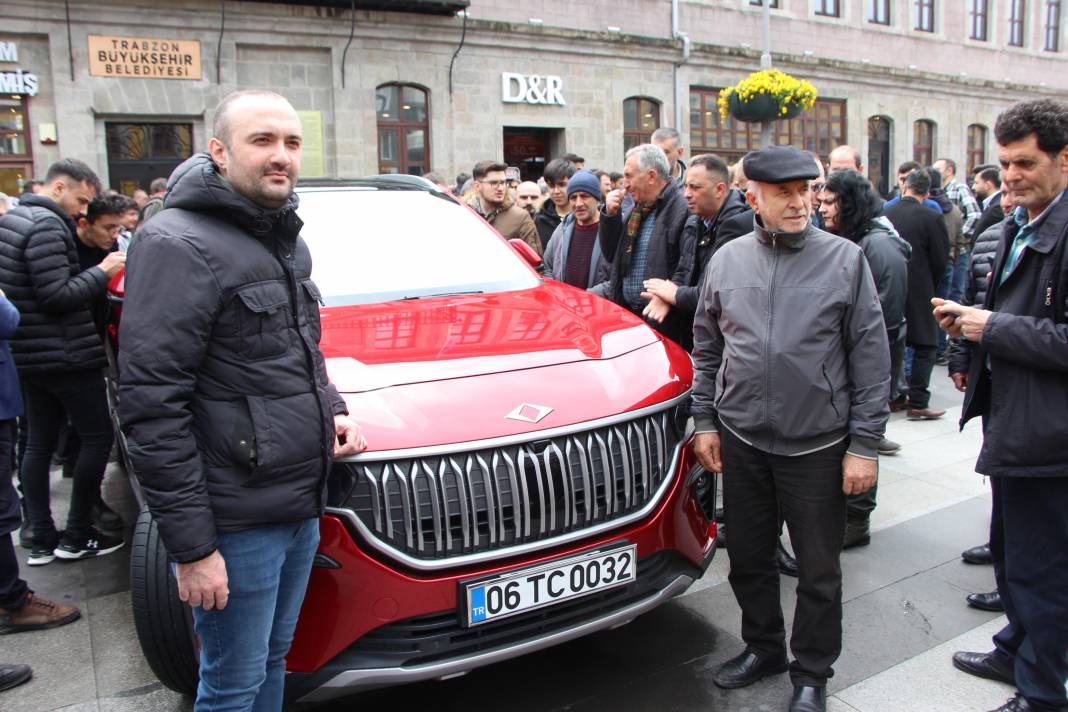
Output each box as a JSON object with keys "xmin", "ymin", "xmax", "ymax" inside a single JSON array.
[
  {"xmin": 328, "ymin": 394, "xmax": 692, "ymax": 572},
  {"xmin": 334, "ymin": 392, "xmax": 691, "ymax": 463}
]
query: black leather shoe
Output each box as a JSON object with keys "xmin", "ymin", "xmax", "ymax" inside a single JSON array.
[
  {"xmin": 716, "ymin": 522, "xmax": 727, "ymax": 550},
  {"xmin": 952, "ymin": 650, "xmax": 1015, "ymax": 686},
  {"xmin": 0, "ymin": 663, "xmax": 32, "ymax": 692},
  {"xmin": 712, "ymin": 649, "xmax": 788, "ymax": 689},
  {"xmin": 843, "ymin": 517, "xmax": 871, "ymax": 549},
  {"xmin": 777, "ymin": 540, "xmax": 799, "ymax": 577},
  {"xmin": 790, "ymin": 685, "xmax": 826, "ymax": 712},
  {"xmin": 962, "ymin": 543, "xmax": 994, "ymax": 565},
  {"xmin": 988, "ymin": 693, "xmax": 1034, "ymax": 712},
  {"xmin": 967, "ymin": 590, "xmax": 1004, "ymax": 612}
]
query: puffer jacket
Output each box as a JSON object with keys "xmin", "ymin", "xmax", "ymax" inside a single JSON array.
[
  {"xmin": 0, "ymin": 195, "xmax": 109, "ymax": 374},
  {"xmin": 947, "ymin": 217, "xmax": 1012, "ymax": 376},
  {"xmin": 118, "ymin": 153, "xmax": 347, "ymax": 563},
  {"xmin": 691, "ymin": 219, "xmax": 890, "ymax": 459}
]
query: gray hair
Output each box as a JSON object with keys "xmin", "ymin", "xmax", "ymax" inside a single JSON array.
[
  {"xmin": 650, "ymin": 127, "xmax": 681, "ymax": 145},
  {"xmin": 625, "ymin": 143, "xmax": 671, "ymax": 181}
]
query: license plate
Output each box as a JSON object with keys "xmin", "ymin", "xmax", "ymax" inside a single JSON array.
[{"xmin": 463, "ymin": 543, "xmax": 637, "ymax": 627}]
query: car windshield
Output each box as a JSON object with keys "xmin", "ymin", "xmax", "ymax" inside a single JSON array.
[{"xmin": 295, "ymin": 187, "xmax": 540, "ymax": 306}]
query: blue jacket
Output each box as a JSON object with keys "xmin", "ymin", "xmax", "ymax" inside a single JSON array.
[{"xmin": 0, "ymin": 295, "xmax": 23, "ymax": 420}]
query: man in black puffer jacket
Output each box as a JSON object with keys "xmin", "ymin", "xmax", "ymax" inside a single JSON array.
[
  {"xmin": 0, "ymin": 159, "xmax": 126, "ymax": 566},
  {"xmin": 118, "ymin": 91, "xmax": 365, "ymax": 710}
]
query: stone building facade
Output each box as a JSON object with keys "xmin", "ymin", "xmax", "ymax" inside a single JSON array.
[{"xmin": 1, "ymin": 0, "xmax": 1065, "ymax": 197}]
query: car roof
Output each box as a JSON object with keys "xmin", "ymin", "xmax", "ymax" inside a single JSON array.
[{"xmin": 297, "ymin": 174, "xmax": 451, "ymax": 196}]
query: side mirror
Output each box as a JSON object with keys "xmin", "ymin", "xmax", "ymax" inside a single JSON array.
[{"xmin": 509, "ymin": 239, "xmax": 543, "ymax": 272}]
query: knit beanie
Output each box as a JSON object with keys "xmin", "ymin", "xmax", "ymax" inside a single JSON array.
[{"xmin": 566, "ymin": 169, "xmax": 602, "ymax": 200}]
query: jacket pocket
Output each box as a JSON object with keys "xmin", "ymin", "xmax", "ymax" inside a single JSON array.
[
  {"xmin": 822, "ymin": 364, "xmax": 841, "ymax": 420},
  {"xmin": 300, "ymin": 278, "xmax": 323, "ymax": 343},
  {"xmin": 227, "ymin": 282, "xmax": 292, "ymax": 360},
  {"xmin": 243, "ymin": 393, "xmax": 323, "ymax": 487}
]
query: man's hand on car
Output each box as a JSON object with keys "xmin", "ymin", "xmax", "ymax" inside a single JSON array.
[
  {"xmin": 334, "ymin": 414, "xmax": 366, "ymax": 457},
  {"xmin": 175, "ymin": 550, "xmax": 229, "ymax": 610},
  {"xmin": 98, "ymin": 251, "xmax": 126, "ymax": 278}
]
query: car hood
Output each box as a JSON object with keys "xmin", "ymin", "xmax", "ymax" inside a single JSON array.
[
  {"xmin": 321, "ymin": 282, "xmax": 661, "ymax": 393},
  {"xmin": 321, "ymin": 283, "xmax": 692, "ymax": 452}
]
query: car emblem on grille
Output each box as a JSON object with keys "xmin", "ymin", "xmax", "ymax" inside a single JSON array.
[{"xmin": 505, "ymin": 403, "xmax": 554, "ymax": 424}]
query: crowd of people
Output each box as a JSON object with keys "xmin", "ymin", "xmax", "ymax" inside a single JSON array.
[{"xmin": 0, "ymin": 90, "xmax": 1065, "ymax": 712}]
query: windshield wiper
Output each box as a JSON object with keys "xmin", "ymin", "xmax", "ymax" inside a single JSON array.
[{"xmin": 402, "ymin": 290, "xmax": 485, "ymax": 300}]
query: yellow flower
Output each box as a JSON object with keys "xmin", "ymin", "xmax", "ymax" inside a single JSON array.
[{"xmin": 719, "ymin": 69, "xmax": 818, "ymax": 120}]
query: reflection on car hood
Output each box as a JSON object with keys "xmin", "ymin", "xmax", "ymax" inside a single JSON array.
[{"xmin": 321, "ymin": 282, "xmax": 660, "ymax": 394}]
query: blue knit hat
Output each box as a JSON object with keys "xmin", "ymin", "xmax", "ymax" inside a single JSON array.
[{"xmin": 566, "ymin": 169, "xmax": 602, "ymax": 200}]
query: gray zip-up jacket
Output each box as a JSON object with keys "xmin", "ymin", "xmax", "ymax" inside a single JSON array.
[
  {"xmin": 543, "ymin": 212, "xmax": 609, "ymax": 291},
  {"xmin": 691, "ymin": 219, "xmax": 890, "ymax": 459}
]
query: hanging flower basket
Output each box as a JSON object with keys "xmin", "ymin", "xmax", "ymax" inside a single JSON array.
[{"xmin": 718, "ymin": 69, "xmax": 817, "ymax": 123}]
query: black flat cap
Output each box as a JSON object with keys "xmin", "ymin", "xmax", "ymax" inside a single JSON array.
[{"xmin": 743, "ymin": 146, "xmax": 820, "ymax": 184}]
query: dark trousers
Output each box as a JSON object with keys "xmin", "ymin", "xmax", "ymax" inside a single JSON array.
[
  {"xmin": 18, "ymin": 370, "xmax": 112, "ymax": 543},
  {"xmin": 990, "ymin": 476, "xmax": 1068, "ymax": 712},
  {"xmin": 720, "ymin": 428, "xmax": 848, "ymax": 686},
  {"xmin": 907, "ymin": 343, "xmax": 937, "ymax": 408},
  {"xmin": 1, "ymin": 419, "xmax": 29, "ymax": 610}
]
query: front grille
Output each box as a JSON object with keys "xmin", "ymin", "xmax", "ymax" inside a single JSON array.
[{"xmin": 329, "ymin": 408, "xmax": 683, "ymax": 561}]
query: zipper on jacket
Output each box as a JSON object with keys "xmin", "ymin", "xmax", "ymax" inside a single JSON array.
[{"xmin": 763, "ymin": 235, "xmax": 779, "ymax": 436}]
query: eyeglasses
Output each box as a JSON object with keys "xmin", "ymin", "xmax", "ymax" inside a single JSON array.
[
  {"xmin": 481, "ymin": 179, "xmax": 506, "ymax": 187},
  {"xmin": 810, "ymin": 182, "xmax": 825, "ymax": 193}
]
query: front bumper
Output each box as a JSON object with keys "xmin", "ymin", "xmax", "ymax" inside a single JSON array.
[{"xmin": 284, "ymin": 447, "xmax": 716, "ymax": 704}]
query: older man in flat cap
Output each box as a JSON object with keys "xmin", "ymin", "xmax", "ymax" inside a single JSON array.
[{"xmin": 691, "ymin": 145, "xmax": 890, "ymax": 712}]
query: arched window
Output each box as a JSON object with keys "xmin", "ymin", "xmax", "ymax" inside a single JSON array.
[
  {"xmin": 867, "ymin": 116, "xmax": 893, "ymax": 198},
  {"xmin": 623, "ymin": 97, "xmax": 661, "ymax": 155},
  {"xmin": 913, "ymin": 119, "xmax": 936, "ymax": 166},
  {"xmin": 375, "ymin": 83, "xmax": 430, "ymax": 176},
  {"xmin": 967, "ymin": 124, "xmax": 988, "ymax": 174}
]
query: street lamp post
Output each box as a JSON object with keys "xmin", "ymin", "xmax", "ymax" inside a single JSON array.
[{"xmin": 759, "ymin": 1, "xmax": 773, "ymax": 149}]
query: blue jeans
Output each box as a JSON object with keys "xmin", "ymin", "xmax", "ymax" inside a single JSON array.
[
  {"xmin": 191, "ymin": 518, "xmax": 320, "ymax": 712},
  {"xmin": 935, "ymin": 264, "xmax": 954, "ymax": 356},
  {"xmin": 950, "ymin": 250, "xmax": 970, "ymax": 304}
]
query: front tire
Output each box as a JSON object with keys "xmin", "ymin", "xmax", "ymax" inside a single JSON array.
[{"xmin": 129, "ymin": 506, "xmax": 199, "ymax": 696}]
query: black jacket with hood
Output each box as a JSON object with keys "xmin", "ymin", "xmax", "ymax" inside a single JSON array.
[{"xmin": 117, "ymin": 154, "xmax": 346, "ymax": 563}]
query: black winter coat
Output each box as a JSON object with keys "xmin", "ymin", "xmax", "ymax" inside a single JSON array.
[
  {"xmin": 118, "ymin": 154, "xmax": 347, "ymax": 563},
  {"xmin": 883, "ymin": 197, "xmax": 949, "ymax": 347},
  {"xmin": 0, "ymin": 195, "xmax": 109, "ymax": 374},
  {"xmin": 669, "ymin": 189, "xmax": 749, "ymax": 351},
  {"xmin": 947, "ymin": 217, "xmax": 1009, "ymax": 375},
  {"xmin": 961, "ymin": 192, "xmax": 1068, "ymax": 478},
  {"xmin": 598, "ymin": 180, "xmax": 691, "ymax": 344},
  {"xmin": 534, "ymin": 201, "xmax": 564, "ymax": 251},
  {"xmin": 852, "ymin": 218, "xmax": 910, "ymax": 333}
]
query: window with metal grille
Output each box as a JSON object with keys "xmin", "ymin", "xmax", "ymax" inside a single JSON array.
[
  {"xmin": 623, "ymin": 97, "xmax": 661, "ymax": 157},
  {"xmin": 1045, "ymin": 0, "xmax": 1062, "ymax": 50},
  {"xmin": 376, "ymin": 83, "xmax": 430, "ymax": 176},
  {"xmin": 688, "ymin": 87, "xmax": 846, "ymax": 166},
  {"xmin": 1009, "ymin": 0, "xmax": 1027, "ymax": 45},
  {"xmin": 913, "ymin": 120, "xmax": 936, "ymax": 166},
  {"xmin": 967, "ymin": 124, "xmax": 988, "ymax": 175},
  {"xmin": 913, "ymin": 0, "xmax": 935, "ymax": 31},
  {"xmin": 869, "ymin": 0, "xmax": 891, "ymax": 24},
  {"xmin": 970, "ymin": 0, "xmax": 989, "ymax": 40}
]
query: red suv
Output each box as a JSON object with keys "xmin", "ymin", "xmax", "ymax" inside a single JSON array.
[{"xmin": 106, "ymin": 176, "xmax": 717, "ymax": 706}]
